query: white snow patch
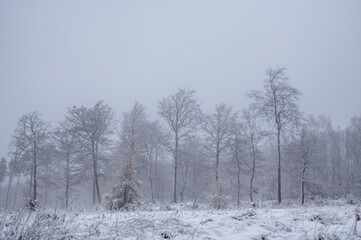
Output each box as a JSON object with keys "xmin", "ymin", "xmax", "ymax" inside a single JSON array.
[{"xmin": 1, "ymin": 203, "xmax": 360, "ymax": 239}]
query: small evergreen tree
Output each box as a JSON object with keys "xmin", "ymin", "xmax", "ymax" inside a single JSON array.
[
  {"xmin": 106, "ymin": 151, "xmax": 141, "ymax": 211},
  {"xmin": 210, "ymin": 181, "xmax": 230, "ymax": 209}
]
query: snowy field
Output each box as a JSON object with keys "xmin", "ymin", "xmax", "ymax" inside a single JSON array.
[{"xmin": 1, "ymin": 201, "xmax": 360, "ymax": 240}]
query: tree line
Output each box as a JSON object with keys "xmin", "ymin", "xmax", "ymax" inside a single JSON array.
[{"xmin": 0, "ymin": 67, "xmax": 360, "ymax": 210}]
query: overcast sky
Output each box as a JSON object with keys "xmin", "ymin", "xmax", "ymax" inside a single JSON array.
[{"xmin": 1, "ymin": 0, "xmax": 360, "ymax": 159}]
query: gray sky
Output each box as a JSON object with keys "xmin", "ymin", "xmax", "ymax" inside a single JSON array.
[{"xmin": 1, "ymin": 0, "xmax": 361, "ymax": 159}]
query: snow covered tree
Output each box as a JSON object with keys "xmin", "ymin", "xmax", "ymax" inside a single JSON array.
[
  {"xmin": 105, "ymin": 150, "xmax": 141, "ymax": 211},
  {"xmin": 209, "ymin": 181, "xmax": 230, "ymax": 210},
  {"xmin": 248, "ymin": 67, "xmax": 301, "ymax": 204}
]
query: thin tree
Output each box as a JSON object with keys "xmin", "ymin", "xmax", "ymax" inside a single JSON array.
[
  {"xmin": 229, "ymin": 118, "xmax": 244, "ymax": 205},
  {"xmin": 287, "ymin": 118, "xmax": 318, "ymax": 205},
  {"xmin": 53, "ymin": 125, "xmax": 83, "ymax": 209},
  {"xmin": 241, "ymin": 107, "xmax": 264, "ymax": 202},
  {"xmin": 158, "ymin": 88, "xmax": 202, "ymax": 203},
  {"xmin": 65, "ymin": 100, "xmax": 115, "ymax": 205},
  {"xmin": 179, "ymin": 136, "xmax": 200, "ymax": 202},
  {"xmin": 203, "ymin": 104, "xmax": 236, "ymax": 208},
  {"xmin": 0, "ymin": 157, "xmax": 7, "ymax": 205},
  {"xmin": 120, "ymin": 101, "xmax": 148, "ymax": 157},
  {"xmin": 248, "ymin": 67, "xmax": 301, "ymax": 204},
  {"xmin": 345, "ymin": 115, "xmax": 361, "ymax": 197},
  {"xmin": 12, "ymin": 112, "xmax": 50, "ymax": 202},
  {"xmin": 141, "ymin": 120, "xmax": 164, "ymax": 203},
  {"xmin": 298, "ymin": 126, "xmax": 317, "ymax": 205},
  {"xmin": 5, "ymin": 141, "xmax": 25, "ymax": 209}
]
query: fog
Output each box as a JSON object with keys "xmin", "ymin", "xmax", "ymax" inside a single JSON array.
[
  {"xmin": 1, "ymin": 2, "xmax": 361, "ymax": 239},
  {"xmin": 1, "ymin": 1, "xmax": 360, "ymax": 161}
]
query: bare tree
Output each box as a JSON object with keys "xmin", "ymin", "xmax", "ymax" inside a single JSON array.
[
  {"xmin": 241, "ymin": 107, "xmax": 264, "ymax": 202},
  {"xmin": 65, "ymin": 100, "xmax": 115, "ymax": 205},
  {"xmin": 12, "ymin": 112, "xmax": 50, "ymax": 202},
  {"xmin": 203, "ymin": 104, "xmax": 236, "ymax": 208},
  {"xmin": 188, "ymin": 138, "xmax": 208, "ymax": 207},
  {"xmin": 287, "ymin": 118, "xmax": 317, "ymax": 205},
  {"xmin": 120, "ymin": 101, "xmax": 148, "ymax": 157},
  {"xmin": 299, "ymin": 126, "xmax": 317, "ymax": 205},
  {"xmin": 0, "ymin": 157, "xmax": 7, "ymax": 205},
  {"xmin": 302, "ymin": 115, "xmax": 333, "ymax": 199},
  {"xmin": 0, "ymin": 158, "xmax": 6, "ymax": 186},
  {"xmin": 345, "ymin": 115, "xmax": 361, "ymax": 197},
  {"xmin": 329, "ymin": 128, "xmax": 343, "ymax": 197},
  {"xmin": 53, "ymin": 124, "xmax": 84, "ymax": 209},
  {"xmin": 248, "ymin": 67, "xmax": 301, "ymax": 204},
  {"xmin": 141, "ymin": 120, "xmax": 165, "ymax": 203},
  {"xmin": 5, "ymin": 141, "xmax": 25, "ymax": 209},
  {"xmin": 158, "ymin": 88, "xmax": 202, "ymax": 203},
  {"xmin": 178, "ymin": 135, "xmax": 201, "ymax": 202},
  {"xmin": 229, "ymin": 118, "xmax": 245, "ymax": 205}
]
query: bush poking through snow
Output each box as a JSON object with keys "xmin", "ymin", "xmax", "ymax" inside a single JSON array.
[
  {"xmin": 209, "ymin": 182, "xmax": 230, "ymax": 209},
  {"xmin": 354, "ymin": 206, "xmax": 360, "ymax": 235},
  {"xmin": 24, "ymin": 198, "xmax": 39, "ymax": 211},
  {"xmin": 161, "ymin": 231, "xmax": 171, "ymax": 239},
  {"xmin": 232, "ymin": 209, "xmax": 256, "ymax": 221}
]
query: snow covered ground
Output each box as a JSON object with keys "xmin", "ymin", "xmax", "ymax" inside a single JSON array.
[{"xmin": 1, "ymin": 201, "xmax": 360, "ymax": 240}]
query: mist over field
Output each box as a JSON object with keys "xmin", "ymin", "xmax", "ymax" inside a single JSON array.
[{"xmin": 1, "ymin": 1, "xmax": 361, "ymax": 239}]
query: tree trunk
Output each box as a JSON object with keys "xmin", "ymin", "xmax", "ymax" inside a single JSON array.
[
  {"xmin": 173, "ymin": 134, "xmax": 178, "ymax": 203},
  {"xmin": 94, "ymin": 165, "xmax": 101, "ymax": 204},
  {"xmin": 66, "ymin": 155, "xmax": 70, "ymax": 209},
  {"xmin": 149, "ymin": 175, "xmax": 154, "ymax": 204},
  {"xmin": 216, "ymin": 145, "xmax": 220, "ymax": 186},
  {"xmin": 148, "ymin": 157, "xmax": 155, "ymax": 204},
  {"xmin": 5, "ymin": 168, "xmax": 14, "ymax": 209},
  {"xmin": 250, "ymin": 142, "xmax": 256, "ymax": 202},
  {"xmin": 29, "ymin": 167, "xmax": 33, "ymax": 199},
  {"xmin": 192, "ymin": 159, "xmax": 197, "ymax": 204},
  {"xmin": 215, "ymin": 144, "xmax": 221, "ymax": 204},
  {"xmin": 13, "ymin": 174, "xmax": 21, "ymax": 209},
  {"xmin": 44, "ymin": 171, "xmax": 48, "ymax": 206},
  {"xmin": 237, "ymin": 161, "xmax": 241, "ymax": 206},
  {"xmin": 301, "ymin": 163, "xmax": 306, "ymax": 205},
  {"xmin": 180, "ymin": 159, "xmax": 189, "ymax": 203},
  {"xmin": 150, "ymin": 148, "xmax": 159, "ymax": 203},
  {"xmin": 92, "ymin": 140, "xmax": 101, "ymax": 204},
  {"xmin": 277, "ymin": 128, "xmax": 282, "ymax": 204},
  {"xmin": 33, "ymin": 141, "xmax": 37, "ymax": 201},
  {"xmin": 92, "ymin": 178, "xmax": 96, "ymax": 205},
  {"xmin": 95, "ymin": 142, "xmax": 101, "ymax": 204}
]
